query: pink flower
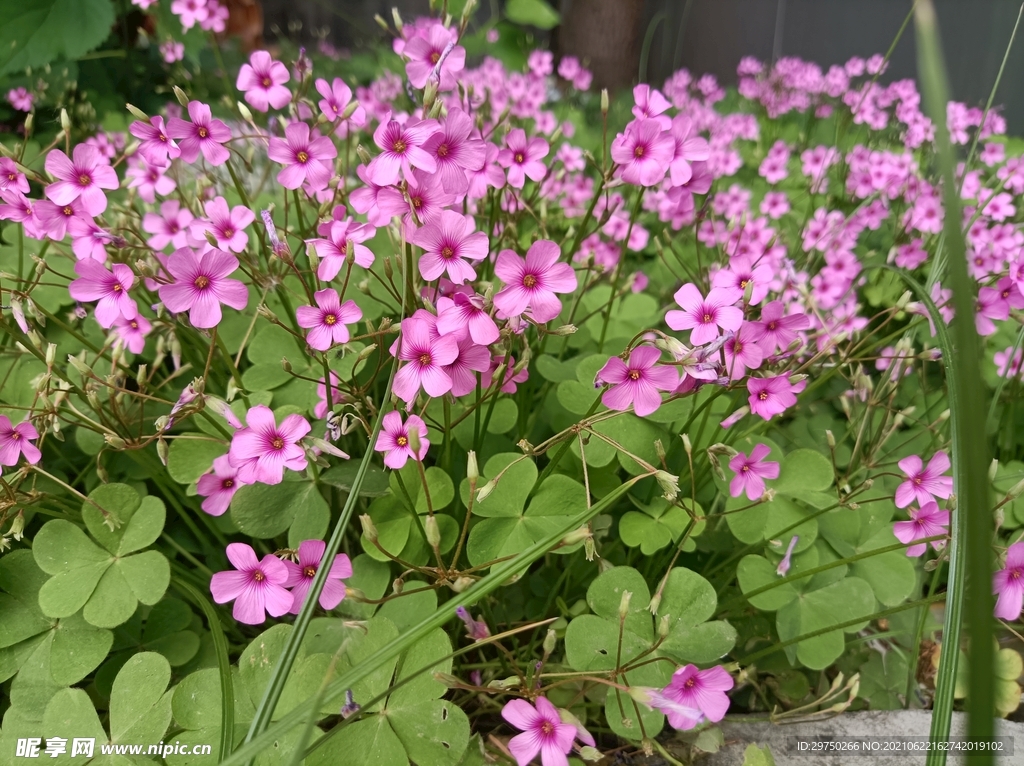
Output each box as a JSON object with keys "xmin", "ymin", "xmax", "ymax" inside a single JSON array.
[
  {"xmin": 498, "ymin": 129, "xmax": 549, "ymax": 189},
  {"xmin": 210, "ymin": 543, "xmax": 292, "ymax": 625},
  {"xmin": 493, "ymin": 240, "xmax": 577, "ymax": 323},
  {"xmin": 501, "ymin": 697, "xmax": 592, "ymax": 766},
  {"xmin": 112, "ymin": 314, "xmax": 152, "ymax": 354},
  {"xmin": 666, "ymin": 284, "xmax": 743, "ymax": 345},
  {"xmin": 316, "ymin": 78, "xmax": 366, "ymax": 127},
  {"xmin": 712, "ymin": 256, "xmax": 773, "ymax": 305},
  {"xmin": 392, "ymin": 317, "xmax": 459, "ymax": 404},
  {"xmin": 668, "ymin": 115, "xmax": 710, "ymax": 187},
  {"xmin": 420, "ymin": 108, "xmax": 486, "ymax": 194},
  {"xmin": 611, "ymin": 119, "xmax": 674, "ymax": 187},
  {"xmin": 191, "ymin": 197, "xmax": 255, "ymax": 253},
  {"xmin": 776, "ymin": 535, "xmax": 799, "ymax": 576},
  {"xmin": 0, "ymin": 158, "xmax": 30, "ymax": 195},
  {"xmin": 236, "ymin": 50, "xmax": 291, "ymax": 112},
  {"xmin": 68, "ymin": 217, "xmax": 111, "ymax": 262},
  {"xmin": 160, "ymin": 41, "xmax": 185, "ymax": 63},
  {"xmin": 197, "ymin": 454, "xmax": 246, "ymax": 516},
  {"xmin": 367, "ymin": 116, "xmax": 439, "ymax": 186},
  {"xmin": 125, "ymin": 156, "xmax": 175, "ymax": 203},
  {"xmin": 728, "ymin": 444, "xmax": 779, "ymax": 500},
  {"xmin": 44, "ymin": 145, "xmax": 119, "ymax": 217},
  {"xmin": 310, "ymin": 219, "xmax": 376, "ymax": 280},
  {"xmin": 994, "ymin": 542, "xmax": 1024, "ymax": 621},
  {"xmin": 283, "ymin": 540, "xmax": 352, "ymax": 613},
  {"xmin": 752, "ymin": 301, "xmax": 809, "ymax": 354},
  {"xmin": 403, "ymin": 23, "xmax": 466, "ymax": 90},
  {"xmin": 35, "ymin": 198, "xmax": 87, "ymax": 241},
  {"xmin": 651, "ymin": 664, "xmax": 733, "ymax": 730},
  {"xmin": 7, "ymin": 87, "xmax": 33, "ymax": 112},
  {"xmin": 444, "ymin": 336, "xmax": 492, "ymax": 397},
  {"xmin": 411, "ymin": 210, "xmax": 488, "ymax": 284},
  {"xmin": 596, "ymin": 346, "xmax": 678, "ymax": 417},
  {"xmin": 171, "ymin": 0, "xmax": 209, "ymax": 29},
  {"xmin": 893, "ymin": 500, "xmax": 950, "ymax": 557},
  {"xmin": 0, "ymin": 415, "xmax": 41, "ymax": 466},
  {"xmin": 267, "ymin": 122, "xmax": 336, "ymax": 191},
  {"xmin": 167, "ymin": 101, "xmax": 232, "ymax": 166},
  {"xmin": 144, "ymin": 200, "xmax": 194, "ymax": 251},
  {"xmin": 158, "ymin": 247, "xmax": 249, "ymax": 329},
  {"xmin": 747, "ymin": 374, "xmax": 805, "ymax": 420},
  {"xmin": 723, "ymin": 324, "xmax": 765, "ymax": 379},
  {"xmin": 296, "ymin": 288, "xmax": 362, "ymax": 351},
  {"xmin": 69, "ymin": 260, "xmax": 138, "ymax": 328},
  {"xmin": 314, "ymin": 372, "xmax": 343, "ymax": 420},
  {"xmin": 895, "ymin": 451, "xmax": 953, "ymax": 508},
  {"xmin": 129, "ymin": 116, "xmax": 181, "ymax": 165},
  {"xmin": 436, "ymin": 292, "xmax": 499, "ymax": 346},
  {"xmin": 228, "ymin": 405, "xmax": 310, "ymax": 485},
  {"xmin": 374, "ymin": 410, "xmax": 429, "ymax": 469}
]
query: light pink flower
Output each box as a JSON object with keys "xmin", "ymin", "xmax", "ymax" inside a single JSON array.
[
  {"xmin": 436, "ymin": 292, "xmax": 499, "ymax": 345},
  {"xmin": 310, "ymin": 218, "xmax": 376, "ymax": 280},
  {"xmin": 228, "ymin": 405, "xmax": 310, "ymax": 485},
  {"xmin": 158, "ymin": 247, "xmax": 249, "ymax": 329},
  {"xmin": 167, "ymin": 101, "xmax": 232, "ymax": 166},
  {"xmin": 374, "ymin": 411, "xmax": 429, "ymax": 469},
  {"xmin": 160, "ymin": 41, "xmax": 185, "ymax": 63},
  {"xmin": 596, "ymin": 346, "xmax": 678, "ymax": 416},
  {"xmin": 112, "ymin": 314, "xmax": 152, "ymax": 354},
  {"xmin": 747, "ymin": 374, "xmax": 805, "ymax": 420},
  {"xmin": 210, "ymin": 543, "xmax": 292, "ymax": 625},
  {"xmin": 392, "ymin": 317, "xmax": 459, "ymax": 404},
  {"xmin": 723, "ymin": 324, "xmax": 765, "ymax": 380},
  {"xmin": 44, "ymin": 145, "xmax": 119, "ymax": 216},
  {"xmin": 0, "ymin": 157, "xmax": 30, "ymax": 195},
  {"xmin": 191, "ymin": 197, "xmax": 255, "ymax": 253},
  {"xmin": 236, "ymin": 50, "xmax": 291, "ymax": 112},
  {"xmin": 895, "ymin": 452, "xmax": 953, "ymax": 508},
  {"xmin": 69, "ymin": 260, "xmax": 138, "ymax": 328},
  {"xmin": 728, "ymin": 444, "xmax": 779, "ymax": 500},
  {"xmin": 994, "ymin": 542, "xmax": 1024, "ymax": 621},
  {"xmin": 267, "ymin": 122, "xmax": 336, "ymax": 191},
  {"xmin": 668, "ymin": 115, "xmax": 710, "ymax": 187},
  {"xmin": 67, "ymin": 217, "xmax": 111, "ymax": 262},
  {"xmin": 420, "ymin": 108, "xmax": 486, "ymax": 194},
  {"xmin": 666, "ymin": 283, "xmax": 743, "ymax": 345},
  {"xmin": 125, "ymin": 156, "xmax": 175, "ymax": 203},
  {"xmin": 129, "ymin": 116, "xmax": 181, "ymax": 165},
  {"xmin": 650, "ymin": 664, "xmax": 733, "ymax": 730},
  {"xmin": 283, "ymin": 540, "xmax": 352, "ymax": 613},
  {"xmin": 403, "ymin": 23, "xmax": 466, "ymax": 90},
  {"xmin": 498, "ymin": 129, "xmax": 549, "ymax": 189},
  {"xmin": 144, "ymin": 200, "xmax": 194, "ymax": 251},
  {"xmin": 893, "ymin": 500, "xmax": 950, "ymax": 557},
  {"xmin": 611, "ymin": 119, "xmax": 674, "ymax": 187},
  {"xmin": 752, "ymin": 300, "xmax": 809, "ymax": 354},
  {"xmin": 776, "ymin": 535, "xmax": 799, "ymax": 576},
  {"xmin": 0, "ymin": 415, "xmax": 41, "ymax": 466},
  {"xmin": 501, "ymin": 697, "xmax": 593, "ymax": 766},
  {"xmin": 367, "ymin": 115, "xmax": 439, "ymax": 186},
  {"xmin": 314, "ymin": 372, "xmax": 343, "ymax": 420},
  {"xmin": 296, "ymin": 288, "xmax": 362, "ymax": 351},
  {"xmin": 411, "ymin": 210, "xmax": 488, "ymax": 284},
  {"xmin": 197, "ymin": 454, "xmax": 246, "ymax": 516},
  {"xmin": 493, "ymin": 240, "xmax": 577, "ymax": 323},
  {"xmin": 444, "ymin": 336, "xmax": 492, "ymax": 397},
  {"xmin": 316, "ymin": 77, "xmax": 366, "ymax": 127},
  {"xmin": 171, "ymin": 0, "xmax": 209, "ymax": 29},
  {"xmin": 35, "ymin": 198, "xmax": 87, "ymax": 241},
  {"xmin": 7, "ymin": 87, "xmax": 33, "ymax": 112}
]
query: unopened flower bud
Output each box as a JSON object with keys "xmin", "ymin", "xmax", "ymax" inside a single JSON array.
[
  {"xmin": 23, "ymin": 113, "xmax": 33, "ymax": 135},
  {"xmin": 549, "ymin": 324, "xmax": 577, "ymax": 336},
  {"xmin": 657, "ymin": 614, "xmax": 671, "ymax": 638},
  {"xmin": 578, "ymin": 746, "xmax": 603, "ymax": 762},
  {"xmin": 618, "ymin": 590, "xmax": 632, "ymax": 620},
  {"xmin": 450, "ymin": 576, "xmax": 473, "ymax": 593},
  {"xmin": 681, "ymin": 433, "xmax": 692, "ymax": 456},
  {"xmin": 543, "ymin": 629, "xmax": 557, "ymax": 655},
  {"xmin": 356, "ymin": 144, "xmax": 373, "ymax": 164},
  {"xmin": 67, "ymin": 354, "xmax": 92, "ymax": 376},
  {"xmin": 392, "ymin": 578, "xmax": 404, "ymax": 594},
  {"xmin": 1006, "ymin": 476, "xmax": 1024, "ymax": 501},
  {"xmin": 466, "ymin": 450, "xmax": 479, "ymax": 482},
  {"xmin": 359, "ymin": 514, "xmax": 378, "ymax": 542},
  {"xmin": 655, "ymin": 470, "xmax": 680, "ymax": 502},
  {"xmin": 989, "ymin": 459, "xmax": 999, "ymax": 482},
  {"xmin": 154, "ymin": 416, "xmax": 169, "ymax": 432},
  {"xmin": 236, "ymin": 101, "xmax": 254, "ymax": 122},
  {"xmin": 433, "ymin": 672, "xmax": 461, "ymax": 688},
  {"xmin": 355, "ymin": 343, "xmax": 377, "ymax": 362},
  {"xmin": 584, "ymin": 537, "xmax": 597, "ymax": 561},
  {"xmin": 707, "ymin": 442, "xmax": 738, "ymax": 458},
  {"xmin": 654, "ymin": 335, "xmax": 688, "ymax": 359},
  {"xmin": 424, "ymin": 514, "xmax": 441, "ymax": 548},
  {"xmin": 156, "ymin": 437, "xmax": 169, "ymax": 466},
  {"xmin": 477, "ymin": 478, "xmax": 496, "ymax": 502},
  {"xmin": 373, "ymin": 13, "xmax": 389, "ymax": 31},
  {"xmin": 173, "ymin": 86, "xmax": 189, "ymax": 107},
  {"xmin": 104, "ymin": 433, "xmax": 127, "ymax": 450},
  {"xmin": 126, "ymin": 103, "xmax": 149, "ymax": 121},
  {"xmin": 707, "ymin": 452, "xmax": 725, "ymax": 481},
  {"xmin": 826, "ymin": 429, "xmax": 836, "ymax": 448},
  {"xmin": 45, "ymin": 343, "xmax": 56, "ymax": 367},
  {"xmin": 281, "ymin": 357, "xmax": 292, "ymax": 372},
  {"xmin": 561, "ymin": 526, "xmax": 590, "ymax": 546},
  {"xmin": 391, "ymin": 7, "xmax": 404, "ymax": 32},
  {"xmin": 896, "ymin": 290, "xmax": 912, "ymax": 311},
  {"xmin": 60, "ymin": 108, "xmax": 71, "ymax": 132},
  {"xmin": 9, "ymin": 511, "xmax": 25, "ymax": 541},
  {"xmin": 407, "ymin": 427, "xmax": 422, "ymax": 457},
  {"xmin": 743, "ymin": 279, "xmax": 754, "ymax": 304},
  {"xmin": 600, "ymin": 88, "xmax": 609, "ymax": 114}
]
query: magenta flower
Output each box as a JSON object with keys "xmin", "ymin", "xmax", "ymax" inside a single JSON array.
[
  {"xmin": 210, "ymin": 543, "xmax": 292, "ymax": 625},
  {"xmin": 7, "ymin": 87, "xmax": 34, "ymax": 112},
  {"xmin": 501, "ymin": 697, "xmax": 593, "ymax": 766},
  {"xmin": 666, "ymin": 283, "xmax": 743, "ymax": 346},
  {"xmin": 493, "ymin": 240, "xmax": 577, "ymax": 323},
  {"xmin": 455, "ymin": 606, "xmax": 491, "ymax": 641},
  {"xmin": 283, "ymin": 540, "xmax": 352, "ymax": 614},
  {"xmin": 994, "ymin": 542, "xmax": 1024, "ymax": 621},
  {"xmin": 35, "ymin": 198, "xmax": 86, "ymax": 241},
  {"xmin": 197, "ymin": 454, "xmax": 246, "ymax": 516},
  {"xmin": 158, "ymin": 247, "xmax": 249, "ymax": 329},
  {"xmin": 611, "ymin": 119, "xmax": 674, "ymax": 187},
  {"xmin": 728, "ymin": 444, "xmax": 779, "ymax": 500},
  {"xmin": 895, "ymin": 451, "xmax": 953, "ymax": 508},
  {"xmin": 421, "ymin": 108, "xmax": 486, "ymax": 194},
  {"xmin": 596, "ymin": 346, "xmax": 678, "ymax": 417},
  {"xmin": 747, "ymin": 374, "xmax": 805, "ymax": 421},
  {"xmin": 310, "ymin": 218, "xmax": 376, "ymax": 280},
  {"xmin": 436, "ymin": 292, "xmax": 499, "ymax": 346},
  {"xmin": 315, "ymin": 372, "xmax": 343, "ymax": 420},
  {"xmin": 893, "ymin": 501, "xmax": 950, "ymax": 557},
  {"xmin": 668, "ymin": 115, "xmax": 711, "ymax": 187},
  {"xmin": 444, "ymin": 336, "xmax": 492, "ymax": 397},
  {"xmin": 68, "ymin": 217, "xmax": 111, "ymax": 262},
  {"xmin": 497, "ymin": 129, "xmax": 549, "ymax": 189},
  {"xmin": 752, "ymin": 300, "xmax": 809, "ymax": 354},
  {"xmin": 44, "ymin": 145, "xmax": 119, "ymax": 217},
  {"xmin": 69, "ymin": 260, "xmax": 138, "ymax": 328},
  {"xmin": 392, "ymin": 317, "xmax": 459, "ymax": 404},
  {"xmin": 228, "ymin": 405, "xmax": 311, "ymax": 485},
  {"xmin": 129, "ymin": 116, "xmax": 181, "ymax": 165},
  {"xmin": 112, "ymin": 314, "xmax": 152, "ymax": 354},
  {"xmin": 653, "ymin": 665, "xmax": 733, "ymax": 730},
  {"xmin": 0, "ymin": 415, "xmax": 41, "ymax": 466},
  {"xmin": 722, "ymin": 324, "xmax": 765, "ymax": 380},
  {"xmin": 296, "ymin": 289, "xmax": 362, "ymax": 351},
  {"xmin": 367, "ymin": 116, "xmax": 439, "ymax": 186},
  {"xmin": 267, "ymin": 122, "xmax": 337, "ymax": 191},
  {"xmin": 403, "ymin": 23, "xmax": 466, "ymax": 90},
  {"xmin": 776, "ymin": 535, "xmax": 799, "ymax": 576},
  {"xmin": 191, "ymin": 197, "xmax": 255, "ymax": 253},
  {"xmin": 315, "ymin": 77, "xmax": 366, "ymax": 127},
  {"xmin": 0, "ymin": 158, "xmax": 29, "ymax": 195},
  {"xmin": 144, "ymin": 200, "xmax": 194, "ymax": 251},
  {"xmin": 374, "ymin": 411, "xmax": 429, "ymax": 469},
  {"xmin": 411, "ymin": 210, "xmax": 488, "ymax": 284},
  {"xmin": 125, "ymin": 156, "xmax": 175, "ymax": 204},
  {"xmin": 236, "ymin": 50, "xmax": 291, "ymax": 112},
  {"xmin": 167, "ymin": 101, "xmax": 232, "ymax": 166}
]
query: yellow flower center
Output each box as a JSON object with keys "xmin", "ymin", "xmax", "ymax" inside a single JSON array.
[
  {"xmin": 194, "ymin": 275, "xmax": 210, "ymax": 289},
  {"xmin": 324, "ymin": 313, "xmax": 337, "ymax": 325},
  {"xmin": 396, "ymin": 435, "xmax": 408, "ymax": 446},
  {"xmin": 297, "ymin": 151, "xmax": 309, "ymax": 163},
  {"xmin": 198, "ymin": 127, "xmax": 209, "ymax": 138},
  {"xmin": 272, "ymin": 437, "xmax": 285, "ymax": 449},
  {"xmin": 523, "ymin": 274, "xmax": 537, "ymax": 288}
]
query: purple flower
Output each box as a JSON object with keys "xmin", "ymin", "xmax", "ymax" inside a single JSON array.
[
  {"xmin": 236, "ymin": 50, "xmax": 291, "ymax": 112},
  {"xmin": 455, "ymin": 606, "xmax": 491, "ymax": 640},
  {"xmin": 403, "ymin": 23, "xmax": 466, "ymax": 90},
  {"xmin": 668, "ymin": 114, "xmax": 710, "ymax": 187},
  {"xmin": 411, "ymin": 210, "xmax": 488, "ymax": 284},
  {"xmin": 367, "ymin": 115, "xmax": 439, "ymax": 186},
  {"xmin": 895, "ymin": 452, "xmax": 953, "ymax": 509},
  {"xmin": 315, "ymin": 77, "xmax": 366, "ymax": 127},
  {"xmin": 596, "ymin": 346, "xmax": 678, "ymax": 417},
  {"xmin": 392, "ymin": 317, "xmax": 459, "ymax": 404},
  {"xmin": 497, "ymin": 129, "xmax": 548, "ymax": 189},
  {"xmin": 374, "ymin": 411, "xmax": 429, "ymax": 469},
  {"xmin": 197, "ymin": 454, "xmax": 247, "ymax": 516},
  {"xmin": 436, "ymin": 292, "xmax": 499, "ymax": 346},
  {"xmin": 666, "ymin": 283, "xmax": 743, "ymax": 346},
  {"xmin": 283, "ymin": 540, "xmax": 352, "ymax": 614},
  {"xmin": 493, "ymin": 240, "xmax": 577, "ymax": 323},
  {"xmin": 158, "ymin": 247, "xmax": 249, "ymax": 329},
  {"xmin": 611, "ymin": 119, "xmax": 674, "ymax": 187},
  {"xmin": 0, "ymin": 416, "xmax": 41, "ymax": 466},
  {"xmin": 893, "ymin": 501, "xmax": 950, "ymax": 557},
  {"xmin": 112, "ymin": 314, "xmax": 152, "ymax": 354},
  {"xmin": 722, "ymin": 324, "xmax": 765, "ymax": 380},
  {"xmin": 751, "ymin": 300, "xmax": 809, "ymax": 354},
  {"xmin": 296, "ymin": 288, "xmax": 362, "ymax": 351},
  {"xmin": 68, "ymin": 260, "xmax": 138, "ymax": 328},
  {"xmin": 167, "ymin": 101, "xmax": 232, "ymax": 166},
  {"xmin": 420, "ymin": 108, "xmax": 486, "ymax": 194},
  {"xmin": 44, "ymin": 145, "xmax": 119, "ymax": 217},
  {"xmin": 994, "ymin": 542, "xmax": 1024, "ymax": 621},
  {"xmin": 0, "ymin": 158, "xmax": 30, "ymax": 195},
  {"xmin": 191, "ymin": 197, "xmax": 255, "ymax": 253},
  {"xmin": 501, "ymin": 697, "xmax": 593, "ymax": 766},
  {"xmin": 144, "ymin": 200, "xmax": 194, "ymax": 251},
  {"xmin": 228, "ymin": 405, "xmax": 311, "ymax": 485},
  {"xmin": 728, "ymin": 444, "xmax": 779, "ymax": 500},
  {"xmin": 444, "ymin": 336, "xmax": 492, "ymax": 397},
  {"xmin": 747, "ymin": 374, "xmax": 805, "ymax": 420},
  {"xmin": 267, "ymin": 122, "xmax": 337, "ymax": 191},
  {"xmin": 210, "ymin": 543, "xmax": 292, "ymax": 625},
  {"xmin": 129, "ymin": 116, "xmax": 181, "ymax": 165},
  {"xmin": 310, "ymin": 219, "xmax": 377, "ymax": 280},
  {"xmin": 647, "ymin": 664, "xmax": 733, "ymax": 730}
]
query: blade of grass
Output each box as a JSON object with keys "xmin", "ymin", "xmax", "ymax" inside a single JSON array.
[{"xmin": 914, "ymin": 3, "xmax": 995, "ymax": 762}]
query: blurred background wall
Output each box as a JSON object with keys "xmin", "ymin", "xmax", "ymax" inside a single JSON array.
[{"xmin": 260, "ymin": 0, "xmax": 1024, "ymax": 132}]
